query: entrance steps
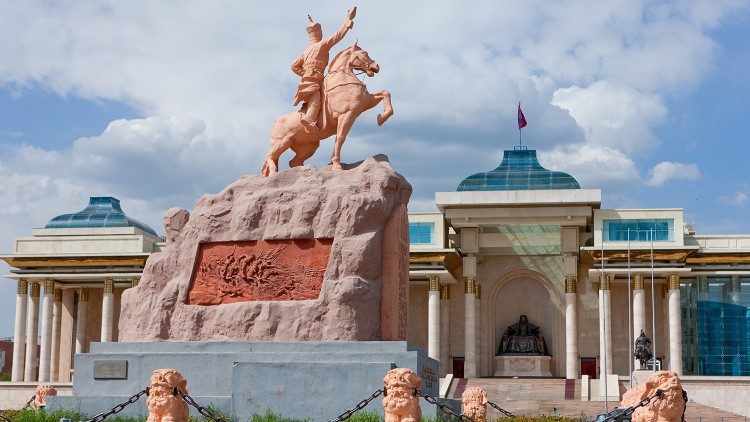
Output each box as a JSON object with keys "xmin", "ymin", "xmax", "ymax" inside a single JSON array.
[{"xmin": 447, "ymin": 377, "xmax": 747, "ymax": 421}]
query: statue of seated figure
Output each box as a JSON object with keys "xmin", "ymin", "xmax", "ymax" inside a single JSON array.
[{"xmin": 498, "ymin": 315, "xmax": 549, "ymax": 355}]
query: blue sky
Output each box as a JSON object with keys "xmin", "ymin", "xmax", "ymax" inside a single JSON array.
[{"xmin": 1, "ymin": 1, "xmax": 750, "ymax": 336}]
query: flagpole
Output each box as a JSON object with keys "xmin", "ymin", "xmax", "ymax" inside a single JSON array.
[{"xmin": 519, "ymin": 101, "xmax": 522, "ymax": 148}]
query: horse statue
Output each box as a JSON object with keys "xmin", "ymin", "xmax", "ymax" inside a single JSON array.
[{"xmin": 261, "ymin": 42, "xmax": 393, "ymax": 176}]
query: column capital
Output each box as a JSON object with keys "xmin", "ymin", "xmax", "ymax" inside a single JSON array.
[
  {"xmin": 698, "ymin": 275, "xmax": 709, "ymax": 293},
  {"xmin": 565, "ymin": 276, "xmax": 577, "ymax": 294},
  {"xmin": 43, "ymin": 279, "xmax": 55, "ymax": 294},
  {"xmin": 633, "ymin": 273, "xmax": 645, "ymax": 290},
  {"xmin": 104, "ymin": 279, "xmax": 115, "ymax": 294},
  {"xmin": 130, "ymin": 278, "xmax": 140, "ymax": 288},
  {"xmin": 17, "ymin": 279, "xmax": 28, "ymax": 295},
  {"xmin": 475, "ymin": 283, "xmax": 481, "ymax": 300},
  {"xmin": 667, "ymin": 274, "xmax": 680, "ymax": 290},
  {"xmin": 440, "ymin": 284, "xmax": 450, "ymax": 300},
  {"xmin": 464, "ymin": 278, "xmax": 476, "ymax": 294},
  {"xmin": 428, "ymin": 275, "xmax": 440, "ymax": 292},
  {"xmin": 78, "ymin": 288, "xmax": 89, "ymax": 302},
  {"xmin": 53, "ymin": 289, "xmax": 63, "ymax": 303},
  {"xmin": 730, "ymin": 275, "xmax": 741, "ymax": 293},
  {"xmin": 599, "ymin": 274, "xmax": 610, "ymax": 291},
  {"xmin": 29, "ymin": 282, "xmax": 40, "ymax": 298}
]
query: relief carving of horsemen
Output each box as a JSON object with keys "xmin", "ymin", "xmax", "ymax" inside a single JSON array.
[{"xmin": 262, "ymin": 7, "xmax": 393, "ymax": 176}]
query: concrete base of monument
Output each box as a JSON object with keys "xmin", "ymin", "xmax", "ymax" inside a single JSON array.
[
  {"xmin": 493, "ymin": 355, "xmax": 552, "ymax": 377},
  {"xmin": 46, "ymin": 341, "xmax": 448, "ymax": 421}
]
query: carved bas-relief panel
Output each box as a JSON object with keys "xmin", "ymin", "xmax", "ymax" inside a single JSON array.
[{"xmin": 188, "ymin": 239, "xmax": 333, "ymax": 304}]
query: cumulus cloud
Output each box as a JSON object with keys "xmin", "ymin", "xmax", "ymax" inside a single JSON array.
[
  {"xmin": 552, "ymin": 81, "xmax": 668, "ymax": 154},
  {"xmin": 539, "ymin": 144, "xmax": 642, "ymax": 191},
  {"xmin": 646, "ymin": 161, "xmax": 702, "ymax": 187},
  {"xmin": 718, "ymin": 191, "xmax": 749, "ymax": 207}
]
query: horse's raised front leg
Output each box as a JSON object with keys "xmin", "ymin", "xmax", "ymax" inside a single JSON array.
[
  {"xmin": 331, "ymin": 112, "xmax": 357, "ymax": 171},
  {"xmin": 373, "ymin": 90, "xmax": 393, "ymax": 126}
]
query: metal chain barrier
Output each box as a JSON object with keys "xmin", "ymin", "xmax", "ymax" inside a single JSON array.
[
  {"xmin": 21, "ymin": 394, "xmax": 35, "ymax": 410},
  {"xmin": 174, "ymin": 387, "xmax": 227, "ymax": 422},
  {"xmin": 487, "ymin": 400, "xmax": 515, "ymax": 417},
  {"xmin": 85, "ymin": 389, "xmax": 148, "ymax": 422},
  {"xmin": 414, "ymin": 388, "xmax": 474, "ymax": 422},
  {"xmin": 599, "ymin": 389, "xmax": 664, "ymax": 422},
  {"xmin": 0, "ymin": 412, "xmax": 13, "ymax": 422},
  {"xmin": 328, "ymin": 388, "xmax": 384, "ymax": 422}
]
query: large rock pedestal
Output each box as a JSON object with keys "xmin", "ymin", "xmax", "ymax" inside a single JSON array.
[
  {"xmin": 119, "ymin": 155, "xmax": 411, "ymax": 342},
  {"xmin": 494, "ymin": 355, "xmax": 552, "ymax": 377}
]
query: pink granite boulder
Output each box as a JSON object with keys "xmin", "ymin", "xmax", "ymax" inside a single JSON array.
[
  {"xmin": 119, "ymin": 155, "xmax": 411, "ymax": 341},
  {"xmin": 621, "ymin": 370, "xmax": 685, "ymax": 422}
]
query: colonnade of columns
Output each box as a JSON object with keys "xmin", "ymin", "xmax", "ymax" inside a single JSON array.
[
  {"xmin": 598, "ymin": 272, "xmax": 684, "ymax": 376},
  {"xmin": 11, "ymin": 277, "xmax": 132, "ymax": 382}
]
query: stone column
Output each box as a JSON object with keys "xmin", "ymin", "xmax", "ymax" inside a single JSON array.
[
  {"xmin": 475, "ymin": 284, "xmax": 482, "ymax": 376},
  {"xmin": 729, "ymin": 276, "xmax": 741, "ymax": 305},
  {"xmin": 58, "ymin": 289, "xmax": 75, "ymax": 382},
  {"xmin": 667, "ymin": 274, "xmax": 682, "ymax": 375},
  {"xmin": 598, "ymin": 274, "xmax": 612, "ymax": 375},
  {"xmin": 662, "ymin": 285, "xmax": 670, "ymax": 368},
  {"xmin": 38, "ymin": 279, "xmax": 55, "ymax": 382},
  {"xmin": 439, "ymin": 284, "xmax": 450, "ymax": 377},
  {"xmin": 50, "ymin": 289, "xmax": 63, "ymax": 381},
  {"xmin": 427, "ymin": 276, "xmax": 441, "ymax": 360},
  {"xmin": 11, "ymin": 279, "xmax": 28, "ymax": 382},
  {"xmin": 131, "ymin": 277, "xmax": 140, "ymax": 288},
  {"xmin": 632, "ymin": 274, "xmax": 646, "ymax": 340},
  {"xmin": 75, "ymin": 288, "xmax": 89, "ymax": 354},
  {"xmin": 24, "ymin": 282, "xmax": 40, "ymax": 381},
  {"xmin": 565, "ymin": 276, "xmax": 578, "ymax": 379},
  {"xmin": 101, "ymin": 279, "xmax": 115, "ymax": 342},
  {"xmin": 464, "ymin": 278, "xmax": 477, "ymax": 378}
]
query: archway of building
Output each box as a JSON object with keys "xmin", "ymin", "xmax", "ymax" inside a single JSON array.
[{"xmin": 481, "ymin": 268, "xmax": 566, "ymax": 377}]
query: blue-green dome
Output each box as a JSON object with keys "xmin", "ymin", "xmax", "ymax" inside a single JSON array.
[
  {"xmin": 457, "ymin": 148, "xmax": 580, "ymax": 191},
  {"xmin": 45, "ymin": 196, "xmax": 157, "ymax": 236}
]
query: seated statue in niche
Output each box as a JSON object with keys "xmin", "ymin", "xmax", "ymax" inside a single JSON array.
[{"xmin": 497, "ymin": 315, "xmax": 549, "ymax": 356}]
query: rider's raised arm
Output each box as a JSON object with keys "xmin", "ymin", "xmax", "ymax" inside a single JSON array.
[{"xmin": 321, "ymin": 20, "xmax": 352, "ymax": 50}]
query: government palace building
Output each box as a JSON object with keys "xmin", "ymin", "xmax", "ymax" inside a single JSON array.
[{"xmin": 3, "ymin": 146, "xmax": 750, "ymax": 412}]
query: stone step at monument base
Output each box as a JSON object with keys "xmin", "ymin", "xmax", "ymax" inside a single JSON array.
[
  {"xmin": 449, "ymin": 377, "xmax": 748, "ymax": 420},
  {"xmin": 46, "ymin": 341, "xmax": 444, "ymax": 422}
]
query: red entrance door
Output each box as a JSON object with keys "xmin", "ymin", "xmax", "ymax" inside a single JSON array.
[
  {"xmin": 581, "ymin": 357, "xmax": 597, "ymax": 379},
  {"xmin": 453, "ymin": 357, "xmax": 465, "ymax": 378}
]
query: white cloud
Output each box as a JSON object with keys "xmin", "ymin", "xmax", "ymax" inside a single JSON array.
[
  {"xmin": 646, "ymin": 161, "xmax": 702, "ymax": 187},
  {"xmin": 718, "ymin": 191, "xmax": 749, "ymax": 207},
  {"xmin": 539, "ymin": 144, "xmax": 642, "ymax": 191},
  {"xmin": 552, "ymin": 81, "xmax": 668, "ymax": 154}
]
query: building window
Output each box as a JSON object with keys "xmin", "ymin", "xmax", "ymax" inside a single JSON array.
[
  {"xmin": 409, "ymin": 222, "xmax": 435, "ymax": 244},
  {"xmin": 603, "ymin": 219, "xmax": 674, "ymax": 241}
]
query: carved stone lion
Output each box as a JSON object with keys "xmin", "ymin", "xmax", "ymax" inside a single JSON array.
[
  {"xmin": 34, "ymin": 385, "xmax": 57, "ymax": 408},
  {"xmin": 621, "ymin": 370, "xmax": 685, "ymax": 422},
  {"xmin": 382, "ymin": 368, "xmax": 421, "ymax": 422},
  {"xmin": 461, "ymin": 387, "xmax": 488, "ymax": 422},
  {"xmin": 147, "ymin": 369, "xmax": 189, "ymax": 422}
]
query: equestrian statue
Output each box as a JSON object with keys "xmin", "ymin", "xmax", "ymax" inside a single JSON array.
[{"xmin": 262, "ymin": 7, "xmax": 393, "ymax": 176}]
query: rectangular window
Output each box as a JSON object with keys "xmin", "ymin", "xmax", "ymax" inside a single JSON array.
[
  {"xmin": 409, "ymin": 222, "xmax": 435, "ymax": 244},
  {"xmin": 603, "ymin": 219, "xmax": 674, "ymax": 241}
]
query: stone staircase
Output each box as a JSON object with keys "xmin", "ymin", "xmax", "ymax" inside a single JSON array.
[{"xmin": 448, "ymin": 378, "xmax": 747, "ymax": 421}]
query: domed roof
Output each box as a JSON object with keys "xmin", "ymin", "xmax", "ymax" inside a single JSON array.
[
  {"xmin": 457, "ymin": 148, "xmax": 580, "ymax": 191},
  {"xmin": 45, "ymin": 196, "xmax": 158, "ymax": 236}
]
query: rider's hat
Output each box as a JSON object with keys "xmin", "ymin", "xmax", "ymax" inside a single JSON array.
[{"xmin": 306, "ymin": 15, "xmax": 322, "ymax": 34}]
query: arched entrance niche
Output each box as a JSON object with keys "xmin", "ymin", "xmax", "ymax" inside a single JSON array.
[{"xmin": 482, "ymin": 268, "xmax": 565, "ymax": 377}]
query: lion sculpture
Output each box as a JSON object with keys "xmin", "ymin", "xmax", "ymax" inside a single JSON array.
[
  {"xmin": 382, "ymin": 368, "xmax": 421, "ymax": 422},
  {"xmin": 621, "ymin": 370, "xmax": 685, "ymax": 422},
  {"xmin": 33, "ymin": 385, "xmax": 57, "ymax": 408},
  {"xmin": 461, "ymin": 386, "xmax": 488, "ymax": 422},
  {"xmin": 147, "ymin": 368, "xmax": 189, "ymax": 422}
]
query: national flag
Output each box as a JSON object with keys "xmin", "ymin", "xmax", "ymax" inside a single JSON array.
[{"xmin": 518, "ymin": 102, "xmax": 527, "ymax": 130}]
